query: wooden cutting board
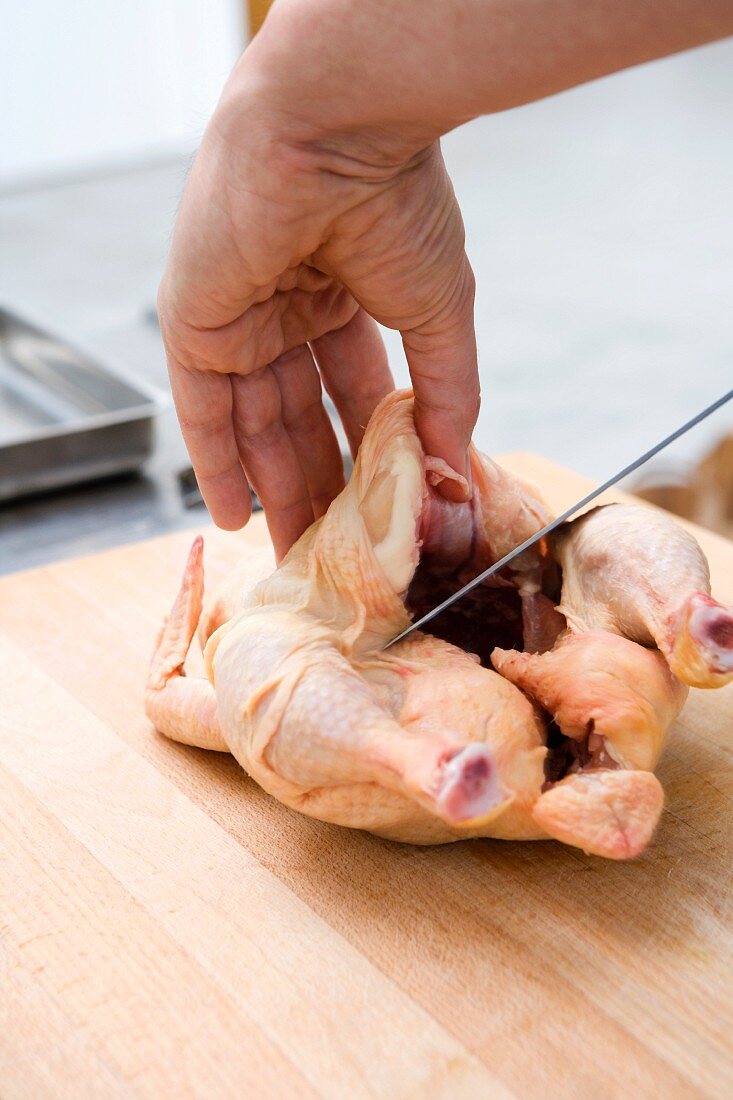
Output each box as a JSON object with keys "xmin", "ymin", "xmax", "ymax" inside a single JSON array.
[{"xmin": 1, "ymin": 454, "xmax": 732, "ymax": 1100}]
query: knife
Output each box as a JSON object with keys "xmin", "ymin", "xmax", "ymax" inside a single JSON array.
[{"xmin": 385, "ymin": 387, "xmax": 733, "ymax": 649}]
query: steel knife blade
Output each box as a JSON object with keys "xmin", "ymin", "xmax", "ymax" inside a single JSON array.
[{"xmin": 385, "ymin": 387, "xmax": 733, "ymax": 649}]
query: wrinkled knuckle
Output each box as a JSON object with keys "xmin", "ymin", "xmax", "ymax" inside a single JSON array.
[
  {"xmin": 241, "ymin": 413, "xmax": 285, "ymax": 453},
  {"xmin": 465, "ymin": 389, "xmax": 481, "ymax": 430},
  {"xmin": 258, "ymin": 421, "xmax": 285, "ymax": 451},
  {"xmin": 196, "ymin": 458, "xmax": 243, "ymax": 484},
  {"xmin": 461, "ymin": 263, "xmax": 477, "ymax": 304},
  {"xmin": 445, "ymin": 268, "xmax": 476, "ymax": 327},
  {"xmin": 156, "ymin": 286, "xmax": 182, "ymax": 349},
  {"xmin": 465, "ymin": 375, "xmax": 481, "ymax": 410},
  {"xmin": 158, "ymin": 310, "xmax": 203, "ymax": 368},
  {"xmin": 283, "ymin": 397, "xmax": 322, "ymax": 436},
  {"xmin": 179, "ymin": 412, "xmax": 226, "ymax": 435}
]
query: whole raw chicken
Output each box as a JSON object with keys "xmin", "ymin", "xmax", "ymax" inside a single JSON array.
[{"xmin": 146, "ymin": 392, "xmax": 733, "ymax": 859}]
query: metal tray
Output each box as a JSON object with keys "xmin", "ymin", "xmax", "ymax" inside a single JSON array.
[{"xmin": 0, "ymin": 307, "xmax": 165, "ymax": 502}]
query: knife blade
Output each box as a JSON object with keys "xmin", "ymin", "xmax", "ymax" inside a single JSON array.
[{"xmin": 385, "ymin": 387, "xmax": 733, "ymax": 649}]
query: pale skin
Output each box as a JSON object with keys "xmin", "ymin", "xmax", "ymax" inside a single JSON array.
[
  {"xmin": 146, "ymin": 392, "xmax": 733, "ymax": 857},
  {"xmin": 158, "ymin": 0, "xmax": 733, "ymax": 559}
]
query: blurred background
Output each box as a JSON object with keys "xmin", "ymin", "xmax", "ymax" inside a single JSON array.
[{"xmin": 1, "ymin": 1, "xmax": 731, "ymax": 572}]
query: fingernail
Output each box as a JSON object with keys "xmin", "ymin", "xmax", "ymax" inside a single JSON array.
[{"xmin": 438, "ymin": 464, "xmax": 471, "ymax": 504}]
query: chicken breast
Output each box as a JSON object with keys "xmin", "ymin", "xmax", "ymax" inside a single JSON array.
[{"xmin": 146, "ymin": 391, "xmax": 733, "ymax": 859}]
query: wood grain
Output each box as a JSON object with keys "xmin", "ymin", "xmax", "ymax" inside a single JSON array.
[
  {"xmin": 1, "ymin": 454, "xmax": 731, "ymax": 1099},
  {"xmin": 246, "ymin": 0, "xmax": 273, "ymax": 35}
]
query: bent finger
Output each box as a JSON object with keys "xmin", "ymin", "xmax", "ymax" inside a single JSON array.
[
  {"xmin": 312, "ymin": 309, "xmax": 394, "ymax": 458},
  {"xmin": 402, "ymin": 259, "xmax": 479, "ymax": 502},
  {"xmin": 231, "ymin": 368, "xmax": 314, "ymax": 561},
  {"xmin": 270, "ymin": 344, "xmax": 346, "ymax": 518},
  {"xmin": 167, "ymin": 360, "xmax": 252, "ymax": 529}
]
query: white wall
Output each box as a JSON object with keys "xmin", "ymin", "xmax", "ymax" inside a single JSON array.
[{"xmin": 0, "ymin": 0, "xmax": 245, "ymax": 183}]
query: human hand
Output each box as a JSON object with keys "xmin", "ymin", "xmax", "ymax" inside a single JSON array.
[
  {"xmin": 160, "ymin": 0, "xmax": 733, "ymax": 560},
  {"xmin": 158, "ymin": 2, "xmax": 479, "ymax": 560}
]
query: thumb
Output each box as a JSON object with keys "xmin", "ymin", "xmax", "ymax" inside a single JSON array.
[{"xmin": 402, "ymin": 260, "xmax": 479, "ymax": 503}]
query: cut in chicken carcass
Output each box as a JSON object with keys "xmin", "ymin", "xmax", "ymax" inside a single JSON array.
[{"xmin": 146, "ymin": 391, "xmax": 733, "ymax": 858}]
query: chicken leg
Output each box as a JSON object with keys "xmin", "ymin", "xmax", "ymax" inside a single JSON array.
[{"xmin": 554, "ymin": 504, "xmax": 733, "ymax": 688}]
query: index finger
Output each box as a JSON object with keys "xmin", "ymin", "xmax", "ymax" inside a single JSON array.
[{"xmin": 167, "ymin": 358, "xmax": 253, "ymax": 530}]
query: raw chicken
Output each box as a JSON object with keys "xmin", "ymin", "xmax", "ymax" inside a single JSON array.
[{"xmin": 146, "ymin": 392, "xmax": 733, "ymax": 859}]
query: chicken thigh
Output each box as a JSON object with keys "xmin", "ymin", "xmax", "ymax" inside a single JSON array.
[{"xmin": 146, "ymin": 391, "xmax": 733, "ymax": 859}]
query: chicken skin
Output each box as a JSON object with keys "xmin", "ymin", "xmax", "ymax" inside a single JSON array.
[{"xmin": 146, "ymin": 392, "xmax": 733, "ymax": 859}]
